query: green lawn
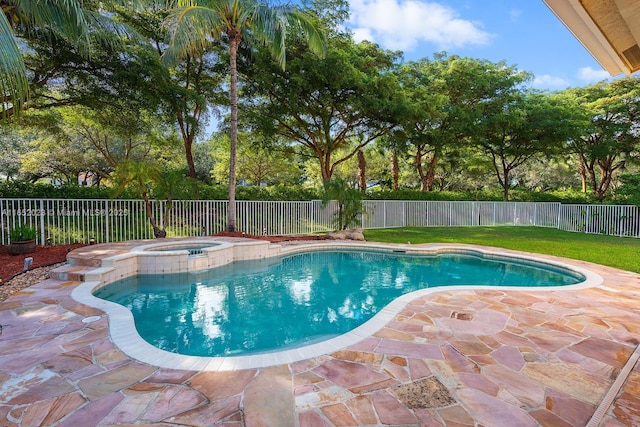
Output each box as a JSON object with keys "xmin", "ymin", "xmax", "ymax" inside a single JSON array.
[{"xmin": 363, "ymin": 226, "xmax": 640, "ymax": 274}]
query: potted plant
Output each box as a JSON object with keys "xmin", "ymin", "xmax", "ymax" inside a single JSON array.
[{"xmin": 8, "ymin": 224, "xmax": 37, "ymax": 255}]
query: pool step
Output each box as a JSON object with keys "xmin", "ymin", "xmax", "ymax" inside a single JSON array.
[
  {"xmin": 64, "ymin": 242, "xmax": 138, "ymax": 267},
  {"xmin": 50, "ymin": 264, "xmax": 93, "ymax": 282}
]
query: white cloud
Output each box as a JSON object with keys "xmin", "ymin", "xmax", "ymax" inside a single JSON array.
[
  {"xmin": 351, "ymin": 27, "xmax": 374, "ymax": 43},
  {"xmin": 510, "ymin": 9, "xmax": 522, "ymax": 22},
  {"xmin": 348, "ymin": 0, "xmax": 493, "ymax": 52},
  {"xmin": 532, "ymin": 74, "xmax": 570, "ymax": 89},
  {"xmin": 577, "ymin": 66, "xmax": 610, "ymax": 83}
]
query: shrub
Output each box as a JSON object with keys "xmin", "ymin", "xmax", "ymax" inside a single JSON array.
[
  {"xmin": 322, "ymin": 178, "xmax": 364, "ymax": 230},
  {"xmin": 367, "ymin": 188, "xmax": 601, "ymax": 204},
  {"xmin": 9, "ymin": 224, "xmax": 37, "ymax": 241},
  {"xmin": 616, "ymin": 174, "xmax": 640, "ymax": 205},
  {"xmin": 0, "ymin": 181, "xmax": 113, "ymax": 199},
  {"xmin": 195, "ymin": 184, "xmax": 320, "ymax": 201},
  {"xmin": 367, "ymin": 189, "xmax": 505, "ymax": 201}
]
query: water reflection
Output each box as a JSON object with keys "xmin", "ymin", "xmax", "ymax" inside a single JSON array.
[{"xmin": 94, "ymin": 250, "xmax": 583, "ymax": 357}]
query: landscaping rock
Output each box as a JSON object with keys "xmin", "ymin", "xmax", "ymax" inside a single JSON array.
[{"xmin": 328, "ymin": 229, "xmax": 365, "ymax": 241}]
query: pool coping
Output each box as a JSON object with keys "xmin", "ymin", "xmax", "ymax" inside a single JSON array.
[{"xmin": 70, "ymin": 240, "xmax": 604, "ymax": 371}]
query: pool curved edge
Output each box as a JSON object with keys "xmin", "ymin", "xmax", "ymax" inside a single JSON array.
[{"xmin": 70, "ymin": 241, "xmax": 604, "ymax": 372}]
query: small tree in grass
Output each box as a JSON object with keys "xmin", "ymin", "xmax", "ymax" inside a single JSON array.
[{"xmin": 321, "ymin": 178, "xmax": 364, "ymax": 230}]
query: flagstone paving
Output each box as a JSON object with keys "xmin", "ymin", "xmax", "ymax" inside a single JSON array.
[{"xmin": 0, "ymin": 241, "xmax": 639, "ymax": 426}]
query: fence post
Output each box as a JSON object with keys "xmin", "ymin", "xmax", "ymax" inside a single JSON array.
[
  {"xmin": 492, "ymin": 202, "xmax": 496, "ymax": 225},
  {"xmin": 472, "ymin": 201, "xmax": 476, "ymax": 226},
  {"xmin": 512, "ymin": 203, "xmax": 516, "ymax": 225},
  {"xmin": 205, "ymin": 200, "xmax": 210, "ymax": 236},
  {"xmin": 585, "ymin": 205, "xmax": 590, "ymax": 233},
  {"xmin": 310, "ymin": 201, "xmax": 315, "ymax": 233},
  {"xmin": 383, "ymin": 200, "xmax": 386, "ymax": 228},
  {"xmin": 425, "ymin": 201, "xmax": 429, "ymax": 226},
  {"xmin": 39, "ymin": 199, "xmax": 45, "ymax": 245},
  {"xmin": 104, "ymin": 200, "xmax": 110, "ymax": 243},
  {"xmin": 0, "ymin": 200, "xmax": 5, "ymax": 245}
]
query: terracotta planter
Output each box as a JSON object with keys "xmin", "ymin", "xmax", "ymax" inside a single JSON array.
[{"xmin": 8, "ymin": 239, "xmax": 36, "ymax": 256}]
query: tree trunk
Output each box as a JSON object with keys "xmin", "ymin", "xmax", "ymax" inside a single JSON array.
[
  {"xmin": 489, "ymin": 152, "xmax": 509, "ymax": 201},
  {"xmin": 227, "ymin": 33, "xmax": 240, "ymax": 232},
  {"xmin": 415, "ymin": 149, "xmax": 428, "ymax": 192},
  {"xmin": 320, "ymin": 151, "xmax": 332, "ymax": 184},
  {"xmin": 184, "ymin": 137, "xmax": 197, "ymax": 179},
  {"xmin": 391, "ymin": 151, "xmax": 399, "ymax": 191},
  {"xmin": 588, "ymin": 167, "xmax": 598, "ymax": 197},
  {"xmin": 502, "ymin": 169, "xmax": 510, "ymax": 201},
  {"xmin": 596, "ymin": 161, "xmax": 614, "ymax": 200},
  {"xmin": 357, "ymin": 150, "xmax": 366, "ymax": 191},
  {"xmin": 175, "ymin": 57, "xmax": 200, "ymax": 179},
  {"xmin": 577, "ymin": 159, "xmax": 587, "ymax": 193},
  {"xmin": 595, "ymin": 156, "xmax": 623, "ymax": 200},
  {"xmin": 425, "ymin": 153, "xmax": 438, "ymax": 192},
  {"xmin": 142, "ymin": 192, "xmax": 166, "ymax": 238}
]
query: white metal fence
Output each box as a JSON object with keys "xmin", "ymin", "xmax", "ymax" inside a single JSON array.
[
  {"xmin": 558, "ymin": 204, "xmax": 640, "ymax": 237},
  {"xmin": 361, "ymin": 201, "xmax": 560, "ymax": 228},
  {"xmin": 1, "ymin": 198, "xmax": 639, "ymax": 245}
]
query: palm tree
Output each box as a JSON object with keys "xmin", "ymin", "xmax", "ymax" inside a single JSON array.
[
  {"xmin": 112, "ymin": 162, "xmax": 197, "ymax": 238},
  {"xmin": 163, "ymin": 0, "xmax": 325, "ymax": 232}
]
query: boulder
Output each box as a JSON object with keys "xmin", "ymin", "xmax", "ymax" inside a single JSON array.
[{"xmin": 328, "ymin": 228, "xmax": 365, "ymax": 241}]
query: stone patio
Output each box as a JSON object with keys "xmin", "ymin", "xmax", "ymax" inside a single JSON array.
[{"xmin": 0, "ymin": 240, "xmax": 639, "ymax": 426}]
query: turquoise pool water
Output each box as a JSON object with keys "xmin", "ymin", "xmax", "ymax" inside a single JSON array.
[{"xmin": 94, "ymin": 250, "xmax": 584, "ymax": 357}]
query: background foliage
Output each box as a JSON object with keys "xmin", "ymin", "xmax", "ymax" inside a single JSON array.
[{"xmin": 1, "ymin": 0, "xmax": 640, "ymax": 208}]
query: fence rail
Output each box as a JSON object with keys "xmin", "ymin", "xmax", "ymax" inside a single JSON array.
[{"xmin": 1, "ymin": 198, "xmax": 639, "ymax": 245}]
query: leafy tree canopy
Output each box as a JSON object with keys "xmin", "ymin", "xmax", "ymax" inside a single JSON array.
[{"xmin": 245, "ymin": 34, "xmax": 406, "ymax": 183}]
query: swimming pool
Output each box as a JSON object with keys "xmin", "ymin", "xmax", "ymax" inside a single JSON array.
[{"xmin": 93, "ymin": 249, "xmax": 585, "ymax": 358}]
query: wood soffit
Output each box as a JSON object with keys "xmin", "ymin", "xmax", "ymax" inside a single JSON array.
[{"xmin": 543, "ymin": 0, "xmax": 640, "ymax": 75}]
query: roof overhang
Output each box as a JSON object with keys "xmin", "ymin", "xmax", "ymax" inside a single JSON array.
[{"xmin": 543, "ymin": 0, "xmax": 640, "ymax": 76}]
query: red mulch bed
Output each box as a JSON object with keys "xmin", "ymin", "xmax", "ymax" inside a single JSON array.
[
  {"xmin": 0, "ymin": 244, "xmax": 87, "ymax": 282},
  {"xmin": 0, "ymin": 233, "xmax": 329, "ymax": 282}
]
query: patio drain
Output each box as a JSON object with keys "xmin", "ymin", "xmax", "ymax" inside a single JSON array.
[
  {"xmin": 587, "ymin": 344, "xmax": 640, "ymax": 427},
  {"xmin": 392, "ymin": 377, "xmax": 455, "ymax": 409}
]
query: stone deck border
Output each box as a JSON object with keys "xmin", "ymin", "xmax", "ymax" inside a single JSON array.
[{"xmin": 3, "ymin": 238, "xmax": 640, "ymax": 426}]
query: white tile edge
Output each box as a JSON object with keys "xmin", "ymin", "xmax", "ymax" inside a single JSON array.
[{"xmin": 71, "ymin": 240, "xmax": 604, "ymax": 372}]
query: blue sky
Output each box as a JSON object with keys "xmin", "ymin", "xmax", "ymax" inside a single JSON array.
[{"xmin": 345, "ymin": 0, "xmax": 613, "ymax": 90}]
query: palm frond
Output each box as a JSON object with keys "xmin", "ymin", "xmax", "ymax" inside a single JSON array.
[
  {"xmin": 103, "ymin": 0, "xmax": 163, "ymax": 9},
  {"xmin": 286, "ymin": 9, "xmax": 326, "ymax": 59},
  {"xmin": 83, "ymin": 10, "xmax": 149, "ymax": 52},
  {"xmin": 162, "ymin": 6, "xmax": 226, "ymax": 65},
  {"xmin": 0, "ymin": 13, "xmax": 28, "ymax": 117},
  {"xmin": 17, "ymin": 0, "xmax": 92, "ymax": 47},
  {"xmin": 249, "ymin": 5, "xmax": 287, "ymax": 67},
  {"xmin": 249, "ymin": 5, "xmax": 326, "ymax": 69}
]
